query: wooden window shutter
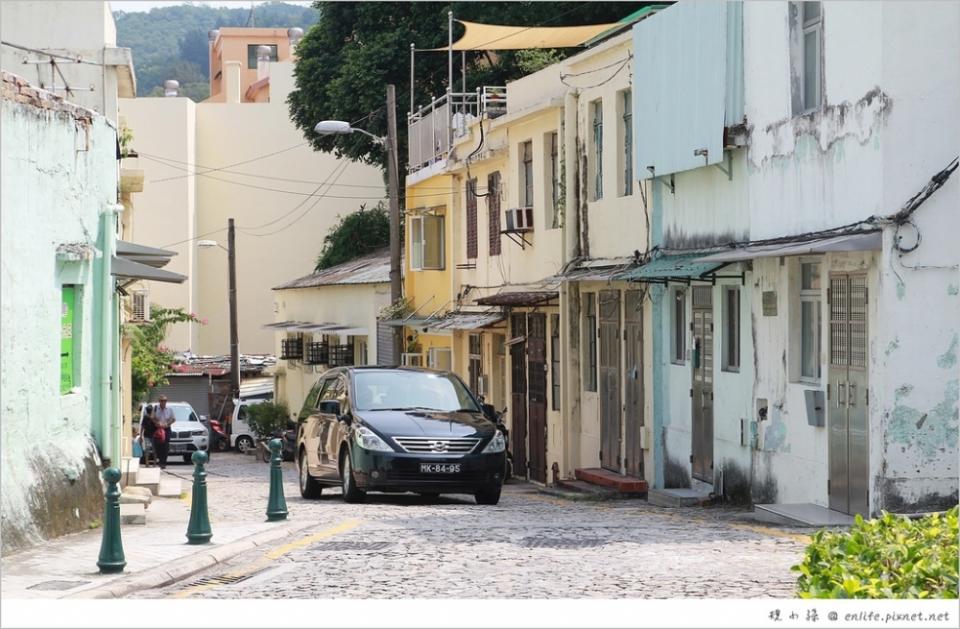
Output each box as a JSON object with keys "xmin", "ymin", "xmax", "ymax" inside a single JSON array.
[
  {"xmin": 487, "ymin": 171, "xmax": 501, "ymax": 256},
  {"xmin": 466, "ymin": 178, "xmax": 478, "ymax": 259}
]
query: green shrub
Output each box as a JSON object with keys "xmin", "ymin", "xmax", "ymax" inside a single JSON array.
[
  {"xmin": 244, "ymin": 401, "xmax": 291, "ymax": 440},
  {"xmin": 793, "ymin": 506, "xmax": 958, "ymax": 598}
]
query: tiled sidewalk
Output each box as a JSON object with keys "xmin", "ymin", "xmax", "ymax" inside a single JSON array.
[{"xmin": 1, "ymin": 471, "xmax": 289, "ymax": 599}]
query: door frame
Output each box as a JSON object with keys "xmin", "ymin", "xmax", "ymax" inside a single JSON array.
[{"xmin": 690, "ymin": 286, "xmax": 714, "ymax": 484}]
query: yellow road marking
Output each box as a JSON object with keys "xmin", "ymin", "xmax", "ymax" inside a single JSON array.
[{"xmin": 172, "ymin": 519, "xmax": 362, "ymax": 599}]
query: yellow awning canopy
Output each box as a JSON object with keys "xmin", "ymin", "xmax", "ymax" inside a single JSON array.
[{"xmin": 426, "ymin": 19, "xmax": 620, "ymax": 51}]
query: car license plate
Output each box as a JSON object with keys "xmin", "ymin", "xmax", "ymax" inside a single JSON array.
[
  {"xmin": 169, "ymin": 445, "xmax": 186, "ymax": 454},
  {"xmin": 419, "ymin": 463, "xmax": 460, "ymax": 474}
]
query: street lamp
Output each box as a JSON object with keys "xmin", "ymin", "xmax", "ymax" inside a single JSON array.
[
  {"xmin": 314, "ymin": 85, "xmax": 402, "ymax": 364},
  {"xmin": 197, "ymin": 220, "xmax": 241, "ymax": 403}
]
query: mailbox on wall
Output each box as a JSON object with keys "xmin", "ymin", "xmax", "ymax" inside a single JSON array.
[{"xmin": 804, "ymin": 389, "xmax": 826, "ymax": 427}]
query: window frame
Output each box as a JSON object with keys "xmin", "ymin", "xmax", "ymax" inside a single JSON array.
[
  {"xmin": 428, "ymin": 346, "xmax": 453, "ymax": 372},
  {"xmin": 591, "ymin": 100, "xmax": 603, "ymax": 201},
  {"xmin": 548, "ymin": 131, "xmax": 560, "ymax": 229},
  {"xmin": 247, "ymin": 44, "xmax": 278, "ymax": 69},
  {"xmin": 520, "ymin": 140, "xmax": 534, "ymax": 209},
  {"xmin": 798, "ymin": 258, "xmax": 822, "ymax": 383},
  {"xmin": 583, "ymin": 292, "xmax": 598, "ymax": 391},
  {"xmin": 409, "ymin": 213, "xmax": 445, "ymax": 271},
  {"xmin": 671, "ymin": 288, "xmax": 686, "ymax": 365},
  {"xmin": 801, "ymin": 2, "xmax": 822, "ymax": 112},
  {"xmin": 550, "ymin": 313, "xmax": 561, "ymax": 410},
  {"xmin": 468, "ymin": 333, "xmax": 482, "ymax": 394},
  {"xmin": 620, "ymin": 89, "xmax": 633, "ymax": 197},
  {"xmin": 721, "ymin": 286, "xmax": 740, "ymax": 372}
]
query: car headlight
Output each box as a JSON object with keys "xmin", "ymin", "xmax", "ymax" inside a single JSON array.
[
  {"xmin": 482, "ymin": 430, "xmax": 506, "ymax": 454},
  {"xmin": 192, "ymin": 430, "xmax": 206, "ymax": 436},
  {"xmin": 354, "ymin": 426, "xmax": 392, "ymax": 452}
]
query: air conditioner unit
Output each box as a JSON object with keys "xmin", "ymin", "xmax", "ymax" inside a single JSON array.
[
  {"xmin": 504, "ymin": 207, "xmax": 534, "ymax": 232},
  {"xmin": 131, "ymin": 290, "xmax": 150, "ymax": 323},
  {"xmin": 639, "ymin": 425, "xmax": 652, "ymax": 450}
]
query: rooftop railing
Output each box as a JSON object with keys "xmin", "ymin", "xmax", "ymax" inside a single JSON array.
[{"xmin": 407, "ymin": 86, "xmax": 507, "ymax": 174}]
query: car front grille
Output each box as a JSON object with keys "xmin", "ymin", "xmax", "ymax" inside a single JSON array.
[{"xmin": 392, "ymin": 436, "xmax": 480, "ymax": 455}]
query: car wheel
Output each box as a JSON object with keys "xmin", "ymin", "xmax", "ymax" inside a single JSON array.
[
  {"xmin": 474, "ymin": 487, "xmax": 501, "ymax": 505},
  {"xmin": 340, "ymin": 452, "xmax": 365, "ymax": 503},
  {"xmin": 504, "ymin": 456, "xmax": 514, "ymax": 483},
  {"xmin": 419, "ymin": 492, "xmax": 440, "ymax": 502},
  {"xmin": 299, "ymin": 451, "xmax": 323, "ymax": 499},
  {"xmin": 235, "ymin": 436, "xmax": 254, "ymax": 453}
]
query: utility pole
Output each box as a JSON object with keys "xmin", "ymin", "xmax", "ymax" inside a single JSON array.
[
  {"xmin": 385, "ymin": 84, "xmax": 402, "ymax": 365},
  {"xmin": 228, "ymin": 218, "xmax": 240, "ymax": 401}
]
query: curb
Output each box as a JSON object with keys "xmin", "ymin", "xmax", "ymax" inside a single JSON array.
[{"xmin": 67, "ymin": 519, "xmax": 317, "ymax": 599}]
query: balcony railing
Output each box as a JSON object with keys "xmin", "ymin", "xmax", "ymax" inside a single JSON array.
[
  {"xmin": 407, "ymin": 86, "xmax": 507, "ymax": 173},
  {"xmin": 280, "ymin": 337, "xmax": 303, "ymax": 360},
  {"xmin": 305, "ymin": 341, "xmax": 329, "ymax": 365}
]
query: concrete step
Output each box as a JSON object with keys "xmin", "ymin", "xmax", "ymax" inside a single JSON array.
[
  {"xmin": 120, "ymin": 503, "xmax": 146, "ymax": 525},
  {"xmin": 119, "ymin": 486, "xmax": 152, "ymax": 509},
  {"xmin": 157, "ymin": 479, "xmax": 182, "ymax": 498},
  {"xmin": 753, "ymin": 503, "xmax": 854, "ymax": 527},
  {"xmin": 552, "ymin": 479, "xmax": 621, "ymax": 500},
  {"xmin": 574, "ymin": 468, "xmax": 649, "ymax": 496},
  {"xmin": 120, "ymin": 457, "xmax": 140, "ymax": 487},
  {"xmin": 134, "ymin": 466, "xmax": 161, "ymax": 496},
  {"xmin": 648, "ymin": 487, "xmax": 713, "ymax": 508}
]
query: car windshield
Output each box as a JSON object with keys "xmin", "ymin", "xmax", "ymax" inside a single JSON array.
[
  {"xmin": 353, "ymin": 371, "xmax": 480, "ymax": 413},
  {"xmin": 169, "ymin": 406, "xmax": 200, "ymax": 424}
]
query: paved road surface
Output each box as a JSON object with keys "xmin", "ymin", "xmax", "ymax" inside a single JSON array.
[{"xmin": 136, "ymin": 453, "xmax": 810, "ymax": 599}]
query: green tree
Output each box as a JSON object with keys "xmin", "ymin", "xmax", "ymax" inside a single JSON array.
[
  {"xmin": 244, "ymin": 401, "xmax": 292, "ymax": 440},
  {"xmin": 126, "ymin": 306, "xmax": 203, "ymax": 405},
  {"xmin": 315, "ymin": 203, "xmax": 390, "ymax": 271},
  {"xmin": 288, "ymin": 1, "xmax": 646, "ymax": 172}
]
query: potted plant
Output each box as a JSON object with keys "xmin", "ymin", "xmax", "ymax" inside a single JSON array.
[{"xmin": 244, "ymin": 401, "xmax": 293, "ymax": 462}]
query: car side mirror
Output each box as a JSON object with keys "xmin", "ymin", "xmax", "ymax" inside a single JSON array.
[
  {"xmin": 318, "ymin": 400, "xmax": 341, "ymax": 416},
  {"xmin": 481, "ymin": 403, "xmax": 496, "ymax": 420},
  {"xmin": 338, "ymin": 413, "xmax": 352, "ymax": 425}
]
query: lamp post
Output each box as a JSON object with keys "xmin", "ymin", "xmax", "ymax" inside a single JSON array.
[
  {"xmin": 198, "ymin": 219, "xmax": 241, "ymax": 402},
  {"xmin": 314, "ymin": 84, "xmax": 401, "ymax": 364}
]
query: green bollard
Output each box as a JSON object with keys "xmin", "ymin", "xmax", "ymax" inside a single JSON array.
[
  {"xmin": 265, "ymin": 438, "xmax": 288, "ymax": 521},
  {"xmin": 185, "ymin": 450, "xmax": 213, "ymax": 544},
  {"xmin": 97, "ymin": 467, "xmax": 126, "ymax": 574}
]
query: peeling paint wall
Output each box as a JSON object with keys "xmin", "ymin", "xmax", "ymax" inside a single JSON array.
[{"xmin": 1, "ymin": 74, "xmax": 116, "ymax": 554}]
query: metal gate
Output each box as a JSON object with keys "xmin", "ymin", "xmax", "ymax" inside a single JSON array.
[
  {"xmin": 691, "ymin": 286, "xmax": 714, "ymax": 483},
  {"xmin": 624, "ymin": 290, "xmax": 644, "ymax": 479},
  {"xmin": 509, "ymin": 313, "xmax": 528, "ymax": 479},
  {"xmin": 599, "ymin": 290, "xmax": 622, "ymax": 472},
  {"xmin": 828, "ymin": 273, "xmax": 869, "ymax": 515},
  {"xmin": 527, "ymin": 313, "xmax": 548, "ymax": 483}
]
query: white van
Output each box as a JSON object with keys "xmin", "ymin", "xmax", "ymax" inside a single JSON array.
[{"xmin": 230, "ymin": 397, "xmax": 268, "ymax": 452}]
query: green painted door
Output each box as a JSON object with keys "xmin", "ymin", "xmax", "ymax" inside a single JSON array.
[{"xmin": 60, "ymin": 286, "xmax": 76, "ymax": 394}]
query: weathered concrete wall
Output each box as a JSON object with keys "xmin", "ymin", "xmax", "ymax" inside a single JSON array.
[
  {"xmin": 1, "ymin": 73, "xmax": 116, "ymax": 553},
  {"xmin": 740, "ymin": 1, "xmax": 960, "ymax": 512}
]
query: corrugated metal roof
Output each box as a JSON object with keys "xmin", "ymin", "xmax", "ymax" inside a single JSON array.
[
  {"xmin": 425, "ymin": 311, "xmax": 505, "ymax": 331},
  {"xmin": 615, "ymin": 252, "xmax": 723, "ymax": 281},
  {"xmin": 273, "ymin": 250, "xmax": 390, "ymax": 290},
  {"xmin": 475, "ymin": 291, "xmax": 559, "ymax": 307}
]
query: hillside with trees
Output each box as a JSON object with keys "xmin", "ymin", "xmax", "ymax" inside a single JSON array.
[{"xmin": 114, "ymin": 1, "xmax": 318, "ymax": 101}]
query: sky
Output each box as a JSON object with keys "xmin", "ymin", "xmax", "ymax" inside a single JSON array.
[{"xmin": 110, "ymin": 1, "xmax": 313, "ymax": 13}]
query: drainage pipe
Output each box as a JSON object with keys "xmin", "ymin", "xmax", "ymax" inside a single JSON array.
[{"xmin": 99, "ymin": 203, "xmax": 123, "ymax": 467}]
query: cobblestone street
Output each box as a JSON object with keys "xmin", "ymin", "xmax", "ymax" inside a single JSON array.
[{"xmin": 137, "ymin": 453, "xmax": 811, "ymax": 599}]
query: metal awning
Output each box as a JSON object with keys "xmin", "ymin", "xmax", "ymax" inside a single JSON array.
[
  {"xmin": 560, "ymin": 256, "xmax": 638, "ymax": 282},
  {"xmin": 381, "ymin": 316, "xmax": 436, "ymax": 328},
  {"xmin": 475, "ymin": 291, "xmax": 559, "ymax": 307},
  {"xmin": 262, "ymin": 320, "xmax": 311, "ymax": 330},
  {"xmin": 425, "ymin": 311, "xmax": 505, "ymax": 331},
  {"xmin": 116, "ymin": 240, "xmax": 177, "ymax": 268},
  {"xmin": 111, "ymin": 256, "xmax": 186, "ymax": 283},
  {"xmin": 694, "ymin": 232, "xmax": 882, "ymax": 264},
  {"xmin": 615, "ymin": 252, "xmax": 727, "ymax": 284}
]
